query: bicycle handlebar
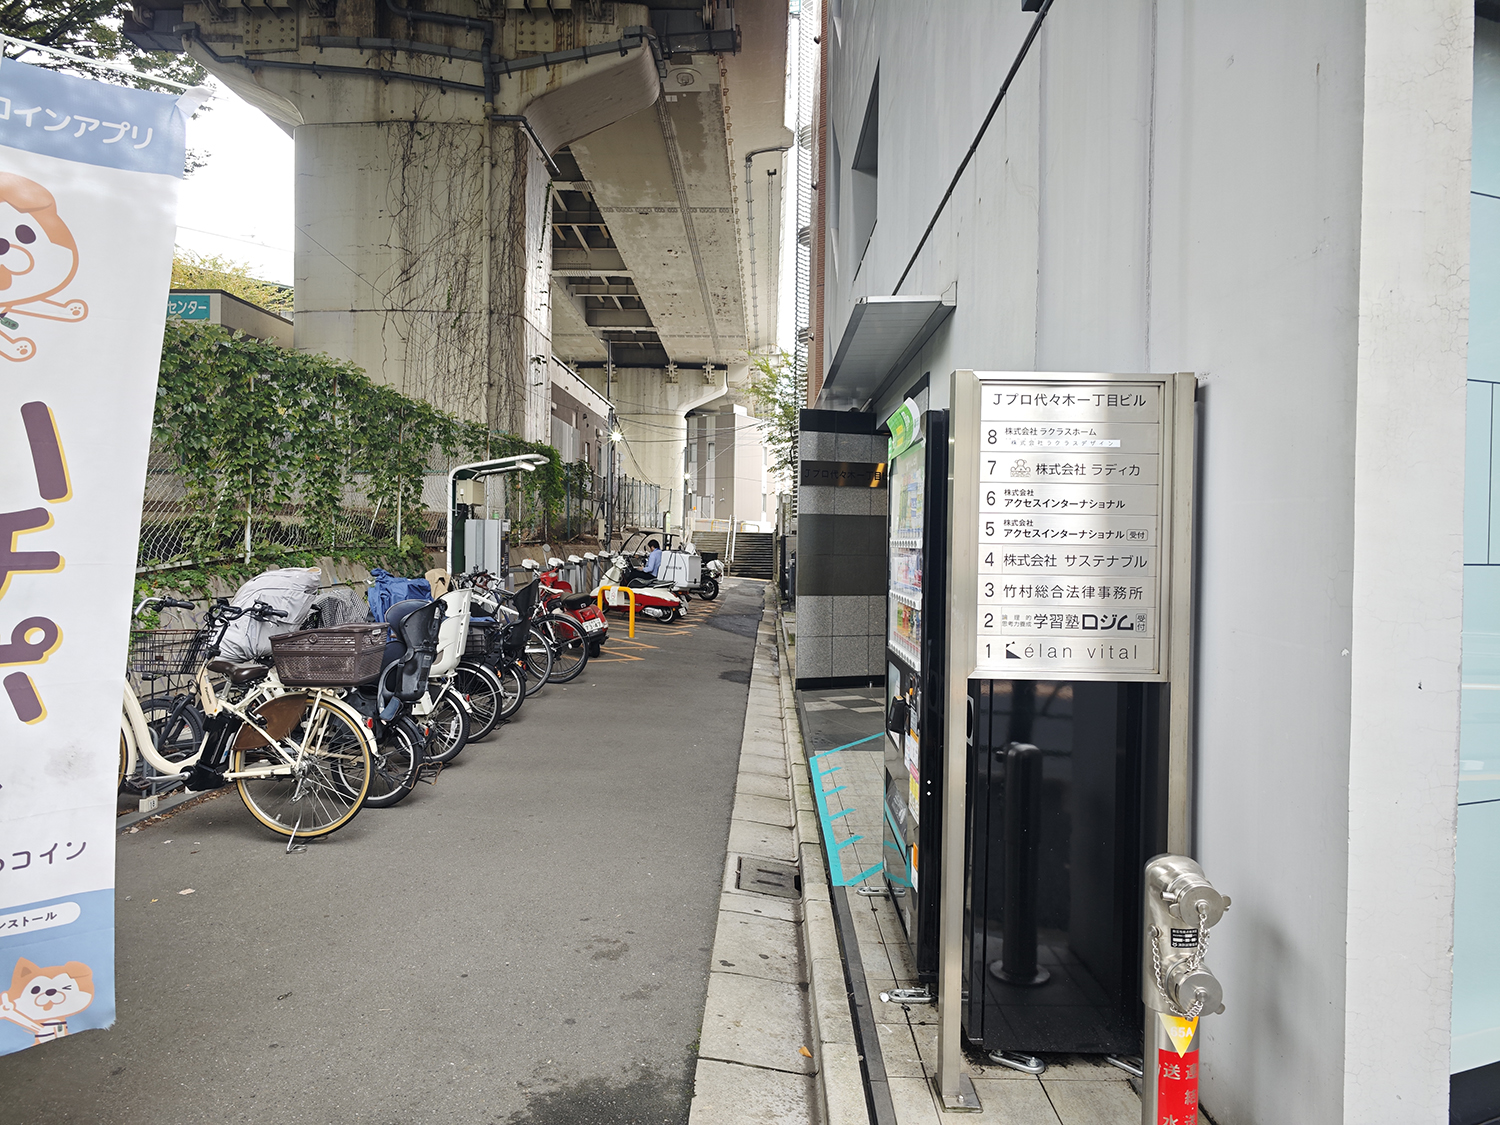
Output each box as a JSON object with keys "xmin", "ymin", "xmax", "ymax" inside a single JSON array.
[
  {"xmin": 206, "ymin": 600, "xmax": 286, "ymax": 623},
  {"xmin": 133, "ymin": 596, "xmax": 198, "ymax": 617}
]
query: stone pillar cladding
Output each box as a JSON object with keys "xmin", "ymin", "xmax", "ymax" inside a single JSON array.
[
  {"xmin": 185, "ymin": 1, "xmax": 624, "ymax": 442},
  {"xmin": 794, "ymin": 408, "xmax": 886, "ymax": 686}
]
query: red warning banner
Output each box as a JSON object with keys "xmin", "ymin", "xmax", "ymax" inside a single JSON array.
[{"xmin": 1155, "ymin": 1048, "xmax": 1200, "ymax": 1125}]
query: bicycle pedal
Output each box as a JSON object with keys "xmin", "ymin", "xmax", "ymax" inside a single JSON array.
[{"xmin": 416, "ymin": 764, "xmax": 443, "ymax": 784}]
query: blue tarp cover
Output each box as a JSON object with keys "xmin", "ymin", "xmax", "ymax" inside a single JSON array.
[{"xmin": 367, "ymin": 569, "xmax": 432, "ymax": 623}]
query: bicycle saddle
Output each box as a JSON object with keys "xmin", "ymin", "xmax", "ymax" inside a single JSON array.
[{"xmin": 206, "ymin": 657, "xmax": 271, "ymax": 685}]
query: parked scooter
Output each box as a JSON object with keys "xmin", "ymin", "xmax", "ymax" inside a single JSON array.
[
  {"xmin": 688, "ymin": 556, "xmax": 725, "ymax": 602},
  {"xmin": 594, "ymin": 552, "xmax": 686, "ymax": 622},
  {"xmin": 617, "ymin": 531, "xmax": 723, "ymax": 602},
  {"xmin": 532, "ymin": 557, "xmax": 611, "ymax": 655}
]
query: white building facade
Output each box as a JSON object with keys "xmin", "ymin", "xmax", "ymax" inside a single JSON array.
[{"xmin": 806, "ymin": 3, "xmax": 1476, "ymax": 1122}]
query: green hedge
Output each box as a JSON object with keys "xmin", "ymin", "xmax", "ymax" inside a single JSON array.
[{"xmin": 151, "ymin": 322, "xmax": 589, "ymax": 562}]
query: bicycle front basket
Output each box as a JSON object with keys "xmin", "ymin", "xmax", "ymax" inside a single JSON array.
[
  {"xmin": 270, "ymin": 624, "xmax": 385, "ymax": 687},
  {"xmin": 129, "ymin": 628, "xmax": 207, "ymax": 679}
]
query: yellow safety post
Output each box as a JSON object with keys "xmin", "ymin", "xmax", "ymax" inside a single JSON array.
[{"xmin": 596, "ymin": 585, "xmax": 636, "ymax": 637}]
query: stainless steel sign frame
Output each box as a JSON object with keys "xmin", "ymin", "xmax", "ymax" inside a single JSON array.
[
  {"xmin": 970, "ymin": 372, "xmax": 1194, "ymax": 682},
  {"xmin": 934, "ymin": 370, "xmax": 1198, "ymax": 1108}
]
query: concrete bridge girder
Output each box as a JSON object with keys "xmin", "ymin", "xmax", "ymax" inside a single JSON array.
[
  {"xmin": 173, "ymin": 0, "xmax": 665, "ymax": 442},
  {"xmin": 576, "ymin": 362, "xmax": 748, "ymax": 522},
  {"xmin": 556, "ymin": 0, "xmax": 791, "ymax": 378}
]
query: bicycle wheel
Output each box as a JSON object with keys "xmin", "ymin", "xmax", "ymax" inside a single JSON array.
[
  {"xmin": 140, "ymin": 695, "xmax": 205, "ymax": 764},
  {"xmin": 495, "ymin": 660, "xmax": 526, "ymax": 721},
  {"xmin": 361, "ymin": 715, "xmax": 423, "ymax": 809},
  {"xmin": 421, "ymin": 688, "xmax": 471, "ymax": 764},
  {"xmin": 540, "ymin": 614, "xmax": 589, "ymax": 684},
  {"xmin": 232, "ymin": 695, "xmax": 372, "ymax": 839},
  {"xmin": 454, "ymin": 661, "xmax": 502, "ymax": 741},
  {"xmin": 520, "ymin": 625, "xmax": 553, "ymax": 696},
  {"xmin": 120, "ymin": 695, "xmax": 204, "ymax": 794}
]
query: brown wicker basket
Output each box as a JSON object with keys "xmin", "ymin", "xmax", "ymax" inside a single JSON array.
[{"xmin": 270, "ymin": 624, "xmax": 385, "ymax": 687}]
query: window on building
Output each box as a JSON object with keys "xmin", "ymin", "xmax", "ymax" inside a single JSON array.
[{"xmin": 852, "ymin": 71, "xmax": 879, "ymax": 268}]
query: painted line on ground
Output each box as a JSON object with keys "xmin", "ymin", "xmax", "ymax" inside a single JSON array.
[{"xmin": 808, "ymin": 732, "xmax": 887, "ymax": 887}]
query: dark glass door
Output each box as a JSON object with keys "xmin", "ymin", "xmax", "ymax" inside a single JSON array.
[{"xmin": 963, "ymin": 677, "xmax": 1168, "ymax": 1054}]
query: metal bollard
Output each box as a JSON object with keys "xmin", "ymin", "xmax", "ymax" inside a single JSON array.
[
  {"xmin": 1141, "ymin": 855, "xmax": 1230, "ymax": 1125},
  {"xmin": 994, "ymin": 743, "xmax": 1048, "ymax": 986}
]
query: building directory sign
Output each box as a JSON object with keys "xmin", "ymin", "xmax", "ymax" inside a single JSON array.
[{"xmin": 972, "ymin": 377, "xmax": 1175, "ymax": 679}]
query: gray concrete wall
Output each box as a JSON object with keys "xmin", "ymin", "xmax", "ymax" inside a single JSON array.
[{"xmin": 820, "ymin": 2, "xmax": 1470, "ymax": 1121}]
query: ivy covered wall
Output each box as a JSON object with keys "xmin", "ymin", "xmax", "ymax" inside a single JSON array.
[{"xmin": 142, "ymin": 322, "xmax": 591, "ymax": 567}]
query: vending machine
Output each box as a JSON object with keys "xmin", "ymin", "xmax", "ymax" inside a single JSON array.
[{"xmin": 882, "ymin": 401, "xmax": 950, "ymax": 985}]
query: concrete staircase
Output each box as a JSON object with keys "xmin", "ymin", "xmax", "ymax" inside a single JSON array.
[
  {"xmin": 691, "ymin": 530, "xmax": 729, "ymax": 563},
  {"xmin": 733, "ymin": 531, "xmax": 775, "ymax": 580},
  {"xmin": 687, "ymin": 528, "xmax": 775, "ymax": 579}
]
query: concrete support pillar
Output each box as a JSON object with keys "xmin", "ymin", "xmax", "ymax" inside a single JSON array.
[
  {"xmin": 183, "ymin": 1, "xmax": 660, "ymax": 443},
  {"xmin": 294, "ymin": 112, "xmax": 546, "ymax": 435},
  {"xmin": 486, "ymin": 123, "xmax": 552, "ymax": 440}
]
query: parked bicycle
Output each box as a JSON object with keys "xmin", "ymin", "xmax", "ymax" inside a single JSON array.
[{"xmin": 122, "ymin": 598, "xmax": 377, "ymax": 839}]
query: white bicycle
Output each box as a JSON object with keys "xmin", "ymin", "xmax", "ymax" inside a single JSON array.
[{"xmin": 121, "ymin": 598, "xmax": 374, "ymax": 839}]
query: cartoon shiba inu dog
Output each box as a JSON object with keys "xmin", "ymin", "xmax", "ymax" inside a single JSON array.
[
  {"xmin": 0, "ymin": 957, "xmax": 94, "ymax": 1044},
  {"xmin": 0, "ymin": 173, "xmax": 87, "ymax": 362}
]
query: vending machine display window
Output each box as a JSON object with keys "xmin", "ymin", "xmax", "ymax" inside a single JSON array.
[
  {"xmin": 888, "ymin": 440, "xmax": 925, "ymax": 666},
  {"xmin": 883, "ymin": 409, "xmax": 949, "ymax": 983}
]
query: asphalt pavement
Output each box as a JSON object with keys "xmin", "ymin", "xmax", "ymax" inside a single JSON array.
[{"xmin": 0, "ymin": 578, "xmax": 766, "ymax": 1125}]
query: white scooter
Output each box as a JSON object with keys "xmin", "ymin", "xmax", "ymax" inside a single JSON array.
[{"xmin": 594, "ymin": 553, "xmax": 686, "ymax": 622}]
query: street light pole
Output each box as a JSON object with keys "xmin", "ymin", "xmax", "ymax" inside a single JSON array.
[{"xmin": 606, "ymin": 418, "xmax": 622, "ymax": 550}]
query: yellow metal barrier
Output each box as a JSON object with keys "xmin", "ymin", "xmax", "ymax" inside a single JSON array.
[{"xmin": 596, "ymin": 585, "xmax": 636, "ymax": 637}]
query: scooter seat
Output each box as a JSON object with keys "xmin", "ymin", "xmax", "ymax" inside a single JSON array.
[
  {"xmin": 207, "ymin": 657, "xmax": 271, "ymax": 685},
  {"xmin": 559, "ymin": 593, "xmax": 594, "ymax": 609}
]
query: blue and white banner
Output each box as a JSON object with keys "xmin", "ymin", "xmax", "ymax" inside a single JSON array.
[{"xmin": 0, "ymin": 56, "xmax": 197, "ymax": 1055}]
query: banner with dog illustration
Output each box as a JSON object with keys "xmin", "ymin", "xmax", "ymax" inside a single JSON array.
[{"xmin": 0, "ymin": 57, "xmax": 199, "ymax": 1054}]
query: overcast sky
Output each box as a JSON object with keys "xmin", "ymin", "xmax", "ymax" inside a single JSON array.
[{"xmin": 177, "ymin": 79, "xmax": 295, "ymax": 285}]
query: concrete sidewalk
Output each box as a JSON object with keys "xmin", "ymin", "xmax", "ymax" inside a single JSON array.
[
  {"xmin": 780, "ymin": 604, "xmax": 1209, "ymax": 1125},
  {"xmin": 688, "ymin": 588, "xmax": 867, "ymax": 1125}
]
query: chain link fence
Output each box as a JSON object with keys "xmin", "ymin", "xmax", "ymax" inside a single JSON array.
[
  {"xmin": 137, "ymin": 444, "xmax": 421, "ymax": 569},
  {"xmin": 138, "ymin": 446, "xmax": 505, "ymax": 569},
  {"xmin": 136, "ymin": 440, "xmax": 670, "ymax": 570}
]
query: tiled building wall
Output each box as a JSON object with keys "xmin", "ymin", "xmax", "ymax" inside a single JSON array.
[{"xmin": 795, "ymin": 409, "xmax": 887, "ymax": 685}]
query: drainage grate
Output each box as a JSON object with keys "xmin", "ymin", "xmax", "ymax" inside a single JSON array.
[{"xmin": 736, "ymin": 856, "xmax": 801, "ymax": 899}]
